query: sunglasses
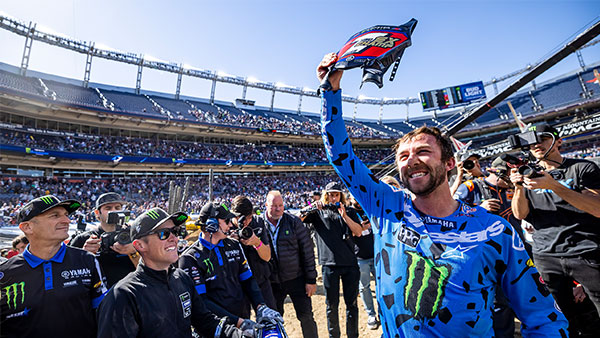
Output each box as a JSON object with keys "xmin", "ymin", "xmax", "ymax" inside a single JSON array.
[{"xmin": 148, "ymin": 226, "xmax": 187, "ymax": 240}]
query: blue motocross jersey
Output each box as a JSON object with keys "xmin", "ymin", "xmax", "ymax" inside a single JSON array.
[{"xmin": 320, "ymin": 90, "xmax": 568, "ymax": 337}]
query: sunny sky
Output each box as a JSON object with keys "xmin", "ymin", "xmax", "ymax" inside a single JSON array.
[{"xmin": 1, "ymin": 0, "xmax": 599, "ymax": 120}]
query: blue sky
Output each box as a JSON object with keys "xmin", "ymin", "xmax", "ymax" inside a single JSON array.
[{"xmin": 1, "ymin": 0, "xmax": 599, "ymax": 120}]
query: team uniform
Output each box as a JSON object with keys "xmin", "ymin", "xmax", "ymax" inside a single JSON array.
[
  {"xmin": 0, "ymin": 243, "xmax": 107, "ymax": 338},
  {"xmin": 320, "ymin": 90, "xmax": 568, "ymax": 337},
  {"xmin": 178, "ymin": 238, "xmax": 264, "ymax": 322},
  {"xmin": 70, "ymin": 228, "xmax": 135, "ymax": 288},
  {"xmin": 97, "ymin": 261, "xmax": 238, "ymax": 338}
]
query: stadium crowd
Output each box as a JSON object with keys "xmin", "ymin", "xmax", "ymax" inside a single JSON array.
[
  {"xmin": 1, "ymin": 127, "xmax": 392, "ymax": 163},
  {"xmin": 189, "ymin": 105, "xmax": 387, "ymax": 138},
  {"xmin": 0, "ymin": 174, "xmax": 335, "ymax": 226}
]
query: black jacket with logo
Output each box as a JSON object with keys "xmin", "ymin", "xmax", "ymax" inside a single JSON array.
[
  {"xmin": 260, "ymin": 212, "xmax": 317, "ymax": 284},
  {"xmin": 97, "ymin": 261, "xmax": 240, "ymax": 338}
]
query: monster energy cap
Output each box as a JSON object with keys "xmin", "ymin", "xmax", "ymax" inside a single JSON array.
[
  {"xmin": 17, "ymin": 195, "xmax": 81, "ymax": 223},
  {"xmin": 130, "ymin": 207, "xmax": 188, "ymax": 240}
]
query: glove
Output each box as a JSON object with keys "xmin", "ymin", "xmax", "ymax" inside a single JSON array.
[
  {"xmin": 256, "ymin": 304, "xmax": 284, "ymax": 325},
  {"xmin": 239, "ymin": 319, "xmax": 256, "ymax": 337}
]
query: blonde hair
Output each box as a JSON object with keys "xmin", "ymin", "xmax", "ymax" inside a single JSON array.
[
  {"xmin": 321, "ymin": 190, "xmax": 347, "ymax": 205},
  {"xmin": 381, "ymin": 175, "xmax": 401, "ymax": 189}
]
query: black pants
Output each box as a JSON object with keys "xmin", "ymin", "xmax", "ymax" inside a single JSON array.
[
  {"xmin": 272, "ymin": 276, "xmax": 318, "ymax": 338},
  {"xmin": 322, "ymin": 265, "xmax": 359, "ymax": 338},
  {"xmin": 534, "ymin": 252, "xmax": 600, "ymax": 337}
]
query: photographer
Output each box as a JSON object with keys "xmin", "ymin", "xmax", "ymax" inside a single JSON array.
[
  {"xmin": 449, "ymin": 152, "xmax": 485, "ymax": 196},
  {"xmin": 69, "ymin": 192, "xmax": 138, "ymax": 288},
  {"xmin": 301, "ymin": 182, "xmax": 362, "ymax": 338},
  {"xmin": 510, "ymin": 123, "xmax": 600, "ymax": 336},
  {"xmin": 230, "ymin": 195, "xmax": 276, "ymax": 309}
]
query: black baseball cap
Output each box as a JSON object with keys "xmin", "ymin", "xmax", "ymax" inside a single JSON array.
[
  {"xmin": 95, "ymin": 192, "xmax": 126, "ymax": 210},
  {"xmin": 325, "ymin": 182, "xmax": 343, "ymax": 192},
  {"xmin": 528, "ymin": 123, "xmax": 559, "ymax": 138},
  {"xmin": 18, "ymin": 195, "xmax": 81, "ymax": 223},
  {"xmin": 459, "ymin": 152, "xmax": 481, "ymax": 162},
  {"xmin": 199, "ymin": 202, "xmax": 236, "ymax": 224},
  {"xmin": 130, "ymin": 208, "xmax": 188, "ymax": 240}
]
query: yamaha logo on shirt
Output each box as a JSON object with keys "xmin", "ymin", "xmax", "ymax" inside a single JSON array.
[
  {"xmin": 225, "ymin": 249, "xmax": 240, "ymax": 258},
  {"xmin": 60, "ymin": 268, "xmax": 91, "ymax": 279}
]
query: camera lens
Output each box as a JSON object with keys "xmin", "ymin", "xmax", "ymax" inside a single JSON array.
[
  {"xmin": 463, "ymin": 160, "xmax": 475, "ymax": 170},
  {"xmin": 240, "ymin": 227, "xmax": 254, "ymax": 240},
  {"xmin": 518, "ymin": 165, "xmax": 535, "ymax": 178},
  {"xmin": 115, "ymin": 231, "xmax": 131, "ymax": 245}
]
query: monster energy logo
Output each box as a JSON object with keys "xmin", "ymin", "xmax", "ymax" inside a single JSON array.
[
  {"xmin": 3, "ymin": 282, "xmax": 25, "ymax": 309},
  {"xmin": 147, "ymin": 210, "xmax": 161, "ymax": 220},
  {"xmin": 177, "ymin": 215, "xmax": 187, "ymax": 222},
  {"xmin": 40, "ymin": 196, "xmax": 55, "ymax": 205},
  {"xmin": 404, "ymin": 251, "xmax": 451, "ymax": 320},
  {"xmin": 203, "ymin": 258, "xmax": 214, "ymax": 274}
]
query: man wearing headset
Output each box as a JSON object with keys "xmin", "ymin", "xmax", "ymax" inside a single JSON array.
[{"xmin": 179, "ymin": 202, "xmax": 283, "ymax": 335}]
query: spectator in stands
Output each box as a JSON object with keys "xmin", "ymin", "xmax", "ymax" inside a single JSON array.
[
  {"xmin": 69, "ymin": 192, "xmax": 138, "ymax": 288},
  {"xmin": 1, "ymin": 195, "xmax": 107, "ymax": 337},
  {"xmin": 301, "ymin": 182, "xmax": 362, "ymax": 338},
  {"xmin": 230, "ymin": 195, "xmax": 277, "ymax": 310},
  {"xmin": 264, "ymin": 190, "xmax": 319, "ymax": 338},
  {"xmin": 6, "ymin": 234, "xmax": 29, "ymax": 258},
  {"xmin": 511, "ymin": 123, "xmax": 600, "ymax": 336}
]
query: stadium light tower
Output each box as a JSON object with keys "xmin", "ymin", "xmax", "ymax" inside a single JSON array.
[{"xmin": 19, "ymin": 21, "xmax": 35, "ymax": 76}]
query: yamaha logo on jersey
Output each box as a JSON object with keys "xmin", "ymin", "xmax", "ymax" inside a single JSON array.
[
  {"xmin": 225, "ymin": 249, "xmax": 240, "ymax": 258},
  {"xmin": 61, "ymin": 268, "xmax": 91, "ymax": 279}
]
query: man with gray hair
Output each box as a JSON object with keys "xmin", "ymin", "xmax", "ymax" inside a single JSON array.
[{"xmin": 263, "ymin": 190, "xmax": 319, "ymax": 337}]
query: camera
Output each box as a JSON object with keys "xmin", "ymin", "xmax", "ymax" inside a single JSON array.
[
  {"xmin": 463, "ymin": 159, "xmax": 475, "ymax": 170},
  {"xmin": 500, "ymin": 154, "xmax": 544, "ymax": 179},
  {"xmin": 508, "ymin": 131, "xmax": 541, "ymax": 149},
  {"xmin": 238, "ymin": 226, "xmax": 255, "ymax": 240},
  {"xmin": 300, "ymin": 202, "xmax": 340, "ymax": 217},
  {"xmin": 100, "ymin": 211, "xmax": 132, "ymax": 251}
]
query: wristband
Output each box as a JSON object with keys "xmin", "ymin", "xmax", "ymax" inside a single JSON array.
[
  {"xmin": 129, "ymin": 252, "xmax": 140, "ymax": 259},
  {"xmin": 254, "ymin": 241, "xmax": 263, "ymax": 250}
]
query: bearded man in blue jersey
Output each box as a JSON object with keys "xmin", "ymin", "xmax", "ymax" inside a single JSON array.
[{"xmin": 316, "ymin": 53, "xmax": 568, "ymax": 337}]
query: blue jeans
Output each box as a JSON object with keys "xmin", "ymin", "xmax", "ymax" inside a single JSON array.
[{"xmin": 357, "ymin": 257, "xmax": 376, "ymax": 317}]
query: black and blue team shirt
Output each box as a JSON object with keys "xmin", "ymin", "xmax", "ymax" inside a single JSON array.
[
  {"xmin": 0, "ymin": 243, "xmax": 107, "ymax": 338},
  {"xmin": 178, "ymin": 238, "xmax": 254, "ymax": 318},
  {"xmin": 320, "ymin": 90, "xmax": 568, "ymax": 337}
]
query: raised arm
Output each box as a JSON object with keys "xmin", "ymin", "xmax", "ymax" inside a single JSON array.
[{"xmin": 317, "ymin": 53, "xmax": 396, "ymax": 217}]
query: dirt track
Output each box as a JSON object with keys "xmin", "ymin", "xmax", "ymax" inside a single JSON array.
[{"xmin": 280, "ymin": 269, "xmax": 382, "ymax": 338}]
